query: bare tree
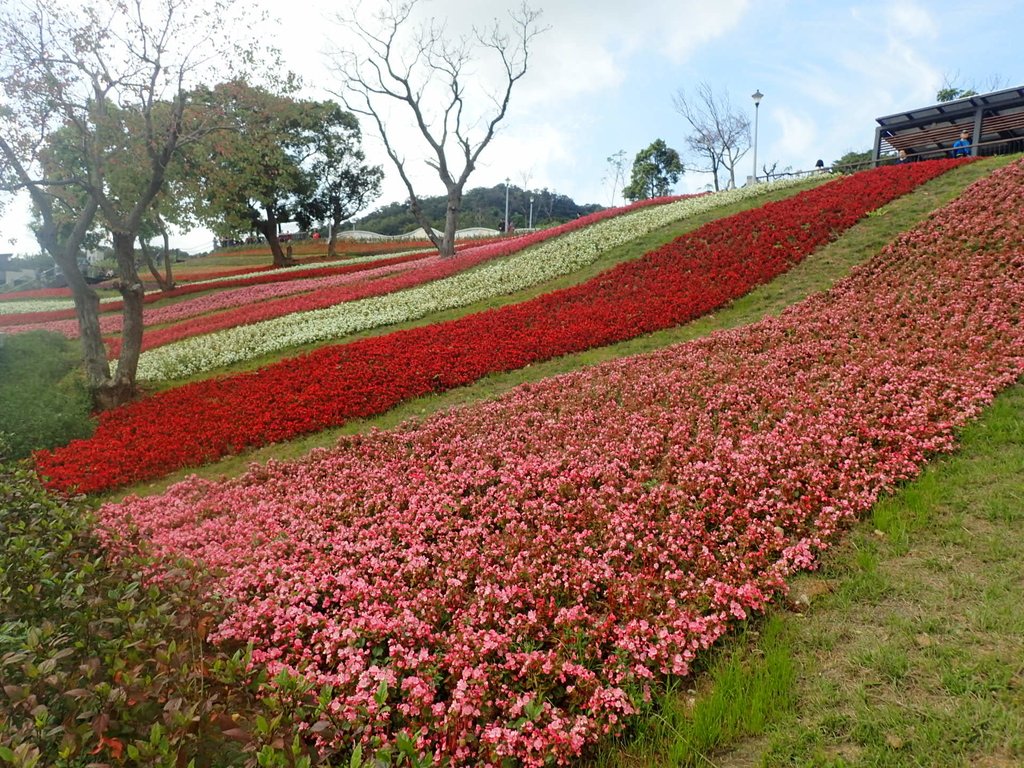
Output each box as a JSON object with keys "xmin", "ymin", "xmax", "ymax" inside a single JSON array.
[
  {"xmin": 0, "ymin": 0, "xmax": 259, "ymax": 409},
  {"xmin": 936, "ymin": 71, "xmax": 1009, "ymax": 102},
  {"xmin": 331, "ymin": 0, "xmax": 546, "ymax": 257},
  {"xmin": 673, "ymin": 83, "xmax": 751, "ymax": 191},
  {"xmin": 602, "ymin": 149, "xmax": 627, "ymax": 206}
]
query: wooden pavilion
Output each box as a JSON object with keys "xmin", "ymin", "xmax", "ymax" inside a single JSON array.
[{"xmin": 873, "ymin": 84, "xmax": 1024, "ymax": 162}]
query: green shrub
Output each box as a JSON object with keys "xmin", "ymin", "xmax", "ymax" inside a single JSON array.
[
  {"xmin": 0, "ymin": 331, "xmax": 95, "ymax": 460},
  {"xmin": 0, "ymin": 462, "xmax": 353, "ymax": 768}
]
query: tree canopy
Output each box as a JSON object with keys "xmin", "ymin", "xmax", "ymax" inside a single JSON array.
[
  {"xmin": 179, "ymin": 82, "xmax": 381, "ymax": 266},
  {"xmin": 293, "ymin": 103, "xmax": 384, "ymax": 257},
  {"xmin": 622, "ymin": 140, "xmax": 683, "ymax": 201},
  {"xmin": 0, "ymin": 0, "xmax": 263, "ymax": 408}
]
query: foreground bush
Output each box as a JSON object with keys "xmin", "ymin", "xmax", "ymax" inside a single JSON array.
[
  {"xmin": 0, "ymin": 462, "xmax": 350, "ymax": 768},
  {"xmin": 0, "ymin": 331, "xmax": 94, "ymax": 460}
]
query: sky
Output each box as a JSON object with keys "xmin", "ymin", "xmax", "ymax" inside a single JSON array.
[{"xmin": 2, "ymin": 0, "xmax": 1022, "ymax": 256}]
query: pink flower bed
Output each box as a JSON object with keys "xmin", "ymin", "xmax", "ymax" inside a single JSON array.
[
  {"xmin": 5, "ymin": 255, "xmax": 433, "ymax": 341},
  {"xmin": 97, "ymin": 160, "xmax": 1024, "ymax": 766},
  {"xmin": 34, "ymin": 162, "xmax": 960, "ymax": 494}
]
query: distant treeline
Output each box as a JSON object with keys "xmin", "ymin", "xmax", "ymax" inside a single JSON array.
[{"xmin": 354, "ymin": 184, "xmax": 603, "ymax": 235}]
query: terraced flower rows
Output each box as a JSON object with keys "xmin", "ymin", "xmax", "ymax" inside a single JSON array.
[
  {"xmin": 0, "ymin": 250, "xmax": 433, "ymax": 337},
  {"xmin": 0, "ymin": 250, "xmax": 427, "ymax": 320},
  {"xmin": 127, "ymin": 178, "xmax": 813, "ymax": 381},
  {"xmin": 35, "ymin": 164, "xmax": 953, "ymax": 494},
  {"xmin": 0, "ymin": 193, "xmax": 689, "ymax": 327}
]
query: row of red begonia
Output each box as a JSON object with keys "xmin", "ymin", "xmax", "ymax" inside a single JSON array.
[
  {"xmin": 34, "ymin": 162, "xmax": 961, "ymax": 494},
  {"xmin": 97, "ymin": 159, "xmax": 1024, "ymax": 766}
]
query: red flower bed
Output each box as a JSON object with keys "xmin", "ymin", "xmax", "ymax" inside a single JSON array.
[
  {"xmin": 0, "ymin": 286, "xmax": 74, "ymax": 300},
  {"xmin": 34, "ymin": 162, "xmax": 962, "ymax": 494},
  {"xmin": 96, "ymin": 159, "xmax": 1023, "ymax": 766}
]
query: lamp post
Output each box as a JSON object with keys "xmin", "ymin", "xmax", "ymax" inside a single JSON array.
[
  {"xmin": 529, "ymin": 196, "xmax": 534, "ymax": 229},
  {"xmin": 751, "ymin": 89, "xmax": 763, "ymax": 183},
  {"xmin": 504, "ymin": 177, "xmax": 510, "ymax": 233}
]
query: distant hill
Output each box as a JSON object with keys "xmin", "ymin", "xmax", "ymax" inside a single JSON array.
[{"xmin": 354, "ymin": 184, "xmax": 604, "ymax": 235}]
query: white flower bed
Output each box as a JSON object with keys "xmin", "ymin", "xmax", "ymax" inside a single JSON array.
[{"xmin": 0, "ymin": 295, "xmax": 121, "ymax": 315}]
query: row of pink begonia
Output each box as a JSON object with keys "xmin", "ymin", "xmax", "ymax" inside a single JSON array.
[{"xmin": 91, "ymin": 159, "xmax": 1024, "ymax": 765}]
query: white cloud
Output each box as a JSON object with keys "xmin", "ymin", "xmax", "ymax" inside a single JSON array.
[
  {"xmin": 333, "ymin": 0, "xmax": 755, "ymax": 206},
  {"xmin": 768, "ymin": 107, "xmax": 818, "ymax": 172}
]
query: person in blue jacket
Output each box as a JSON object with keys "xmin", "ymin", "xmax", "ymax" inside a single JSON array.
[{"xmin": 951, "ymin": 129, "xmax": 972, "ymax": 157}]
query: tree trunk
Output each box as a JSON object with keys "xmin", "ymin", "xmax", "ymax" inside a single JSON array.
[
  {"xmin": 439, "ymin": 189, "xmax": 462, "ymax": 258},
  {"xmin": 405, "ymin": 194, "xmax": 445, "ymax": 255},
  {"xmin": 258, "ymin": 208, "xmax": 290, "ymax": 266},
  {"xmin": 327, "ymin": 218, "xmax": 339, "ymax": 258},
  {"xmin": 139, "ymin": 229, "xmax": 175, "ymax": 292},
  {"xmin": 95, "ymin": 230, "xmax": 147, "ymax": 409},
  {"xmin": 51, "ymin": 249, "xmax": 111, "ymax": 390},
  {"xmin": 28, "ymin": 196, "xmax": 111, "ymax": 394}
]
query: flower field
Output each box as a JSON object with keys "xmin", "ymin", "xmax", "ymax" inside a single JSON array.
[
  {"xmin": 2, "ymin": 195, "xmax": 700, "ymax": 351},
  {"xmin": 0, "ymin": 249, "xmax": 434, "ymax": 324},
  {"xmin": 93, "ymin": 159, "xmax": 1024, "ymax": 766},
  {"xmin": 0, "ymin": 193, "xmax": 685, "ymax": 327},
  {"xmin": 127, "ymin": 179, "xmax": 811, "ymax": 380},
  {"xmin": 33, "ymin": 163, "xmax": 954, "ymax": 493}
]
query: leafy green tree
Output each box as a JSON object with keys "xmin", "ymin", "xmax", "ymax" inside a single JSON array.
[
  {"xmin": 186, "ymin": 84, "xmax": 378, "ymax": 266},
  {"xmin": 185, "ymin": 81, "xmax": 306, "ymax": 267},
  {"xmin": 623, "ymin": 139, "xmax": 684, "ymax": 201},
  {"xmin": 293, "ymin": 102, "xmax": 384, "ymax": 258},
  {"xmin": 0, "ymin": 0, "xmax": 257, "ymax": 409},
  {"xmin": 831, "ymin": 149, "xmax": 874, "ymax": 174},
  {"xmin": 936, "ymin": 86, "xmax": 977, "ymax": 102}
]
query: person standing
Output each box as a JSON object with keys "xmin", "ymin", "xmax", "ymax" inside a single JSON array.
[{"xmin": 952, "ymin": 129, "xmax": 972, "ymax": 157}]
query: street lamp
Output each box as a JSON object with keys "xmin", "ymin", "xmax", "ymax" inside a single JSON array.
[
  {"xmin": 504, "ymin": 177, "xmax": 510, "ymax": 233},
  {"xmin": 529, "ymin": 196, "xmax": 534, "ymax": 229},
  {"xmin": 751, "ymin": 89, "xmax": 763, "ymax": 183}
]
